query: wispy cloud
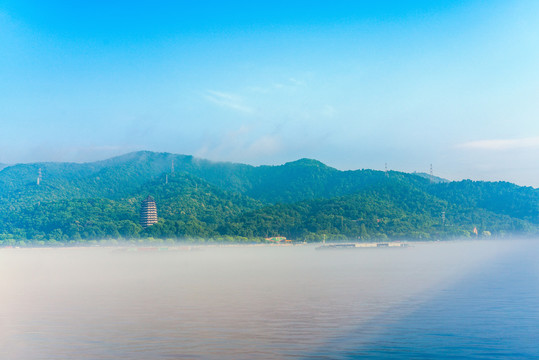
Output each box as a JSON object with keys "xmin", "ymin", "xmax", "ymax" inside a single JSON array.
[
  {"xmin": 248, "ymin": 77, "xmax": 306, "ymax": 94},
  {"xmin": 204, "ymin": 90, "xmax": 253, "ymax": 114},
  {"xmin": 457, "ymin": 136, "xmax": 539, "ymax": 150},
  {"xmin": 322, "ymin": 105, "xmax": 336, "ymax": 118},
  {"xmin": 10, "ymin": 144, "xmax": 134, "ymax": 164},
  {"xmin": 195, "ymin": 126, "xmax": 284, "ymax": 162},
  {"xmin": 288, "ymin": 77, "xmax": 305, "ymax": 86}
]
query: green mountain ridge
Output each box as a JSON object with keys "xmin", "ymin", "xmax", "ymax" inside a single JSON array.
[
  {"xmin": 0, "ymin": 151, "xmax": 537, "ymax": 244},
  {"xmin": 412, "ymin": 172, "xmax": 450, "ymax": 184}
]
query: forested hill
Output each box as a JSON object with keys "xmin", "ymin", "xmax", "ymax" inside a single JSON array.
[{"xmin": 0, "ymin": 151, "xmax": 537, "ymax": 244}]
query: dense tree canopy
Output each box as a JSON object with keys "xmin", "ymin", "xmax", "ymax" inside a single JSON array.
[{"xmin": 0, "ymin": 151, "xmax": 537, "ymax": 245}]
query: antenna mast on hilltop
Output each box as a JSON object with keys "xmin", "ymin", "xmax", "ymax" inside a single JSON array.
[
  {"xmin": 37, "ymin": 168, "xmax": 42, "ymax": 186},
  {"xmin": 430, "ymin": 164, "xmax": 434, "ymax": 184},
  {"xmin": 385, "ymin": 163, "xmax": 389, "ymax": 178}
]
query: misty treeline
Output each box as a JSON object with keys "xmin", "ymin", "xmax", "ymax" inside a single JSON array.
[{"xmin": 0, "ymin": 151, "xmax": 537, "ymax": 245}]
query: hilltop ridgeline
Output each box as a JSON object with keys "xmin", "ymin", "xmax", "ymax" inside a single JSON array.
[{"xmin": 0, "ymin": 151, "xmax": 537, "ymax": 244}]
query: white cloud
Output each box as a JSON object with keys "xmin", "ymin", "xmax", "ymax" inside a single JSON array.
[
  {"xmin": 246, "ymin": 135, "xmax": 283, "ymax": 156},
  {"xmin": 288, "ymin": 77, "xmax": 304, "ymax": 86},
  {"xmin": 195, "ymin": 126, "xmax": 284, "ymax": 162},
  {"xmin": 457, "ymin": 136, "xmax": 539, "ymax": 150},
  {"xmin": 204, "ymin": 90, "xmax": 254, "ymax": 114},
  {"xmin": 7, "ymin": 144, "xmax": 134, "ymax": 164},
  {"xmin": 247, "ymin": 77, "xmax": 306, "ymax": 94},
  {"xmin": 322, "ymin": 105, "xmax": 336, "ymax": 118}
]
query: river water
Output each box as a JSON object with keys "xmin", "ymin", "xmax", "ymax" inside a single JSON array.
[{"xmin": 1, "ymin": 240, "xmax": 538, "ymax": 359}]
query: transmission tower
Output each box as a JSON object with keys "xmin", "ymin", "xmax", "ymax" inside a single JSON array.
[
  {"xmin": 385, "ymin": 163, "xmax": 389, "ymax": 178},
  {"xmin": 37, "ymin": 168, "xmax": 42, "ymax": 186},
  {"xmin": 430, "ymin": 164, "xmax": 433, "ymax": 184}
]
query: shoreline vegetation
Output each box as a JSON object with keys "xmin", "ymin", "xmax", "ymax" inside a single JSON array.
[
  {"xmin": 1, "ymin": 151, "xmax": 538, "ymax": 245},
  {"xmin": 0, "ymin": 235, "xmax": 523, "ymax": 249}
]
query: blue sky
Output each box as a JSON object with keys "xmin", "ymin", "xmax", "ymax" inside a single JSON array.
[{"xmin": 1, "ymin": 1, "xmax": 539, "ymax": 186}]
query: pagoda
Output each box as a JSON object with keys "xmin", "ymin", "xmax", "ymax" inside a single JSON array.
[{"xmin": 140, "ymin": 195, "xmax": 158, "ymax": 228}]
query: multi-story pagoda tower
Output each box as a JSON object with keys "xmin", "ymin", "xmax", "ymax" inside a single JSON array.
[{"xmin": 140, "ymin": 195, "xmax": 158, "ymax": 228}]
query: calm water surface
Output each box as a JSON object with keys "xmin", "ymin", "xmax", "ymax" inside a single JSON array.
[{"xmin": 1, "ymin": 240, "xmax": 538, "ymax": 359}]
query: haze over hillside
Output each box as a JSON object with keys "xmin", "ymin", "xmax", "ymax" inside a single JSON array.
[{"xmin": 0, "ymin": 151, "xmax": 537, "ymax": 245}]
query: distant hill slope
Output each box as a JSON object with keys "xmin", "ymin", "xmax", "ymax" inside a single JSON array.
[
  {"xmin": 0, "ymin": 151, "xmax": 537, "ymax": 243},
  {"xmin": 429, "ymin": 180, "xmax": 539, "ymax": 223},
  {"xmin": 0, "ymin": 151, "xmax": 416, "ymax": 204},
  {"xmin": 412, "ymin": 172, "xmax": 450, "ymax": 184},
  {"xmin": 219, "ymin": 186, "xmax": 531, "ymax": 240},
  {"xmin": 1, "ymin": 172, "xmax": 262, "ymax": 241}
]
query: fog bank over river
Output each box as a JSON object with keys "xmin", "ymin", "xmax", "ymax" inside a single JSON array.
[{"xmin": 1, "ymin": 240, "xmax": 535, "ymax": 359}]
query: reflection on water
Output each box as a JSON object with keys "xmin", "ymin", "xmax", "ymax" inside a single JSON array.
[{"xmin": 0, "ymin": 240, "xmax": 536, "ymax": 359}]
